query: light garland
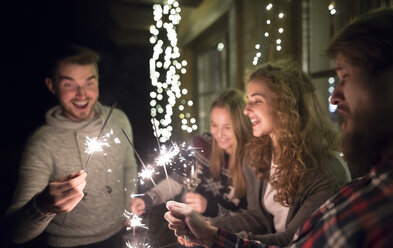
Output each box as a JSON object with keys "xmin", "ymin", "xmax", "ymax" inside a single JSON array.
[
  {"xmin": 252, "ymin": 2, "xmax": 285, "ymax": 65},
  {"xmin": 328, "ymin": 1, "xmax": 337, "ymax": 15},
  {"xmin": 328, "ymin": 77, "xmax": 337, "ymax": 113},
  {"xmin": 149, "ymin": 0, "xmax": 197, "ymax": 143},
  {"xmin": 328, "ymin": 2, "xmax": 337, "ymax": 114}
]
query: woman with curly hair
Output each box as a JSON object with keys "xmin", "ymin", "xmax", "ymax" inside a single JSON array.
[{"xmin": 209, "ymin": 60, "xmax": 351, "ymax": 246}]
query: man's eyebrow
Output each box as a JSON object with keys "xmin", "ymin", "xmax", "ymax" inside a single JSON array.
[
  {"xmin": 59, "ymin": 75, "xmax": 97, "ymax": 81},
  {"xmin": 59, "ymin": 76, "xmax": 74, "ymax": 81},
  {"xmin": 335, "ymin": 66, "xmax": 343, "ymax": 72},
  {"xmin": 87, "ymin": 75, "xmax": 97, "ymax": 80}
]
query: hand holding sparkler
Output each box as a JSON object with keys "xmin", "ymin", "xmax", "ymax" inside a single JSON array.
[
  {"xmin": 164, "ymin": 201, "xmax": 218, "ymax": 248},
  {"xmin": 130, "ymin": 197, "xmax": 146, "ymax": 216},
  {"xmin": 35, "ymin": 170, "xmax": 87, "ymax": 214},
  {"xmin": 182, "ymin": 165, "xmax": 201, "ymax": 192}
]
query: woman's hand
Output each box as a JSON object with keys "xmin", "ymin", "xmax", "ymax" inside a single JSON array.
[
  {"xmin": 130, "ymin": 197, "xmax": 146, "ymax": 216},
  {"xmin": 164, "ymin": 201, "xmax": 218, "ymax": 247},
  {"xmin": 184, "ymin": 192, "xmax": 207, "ymax": 213}
]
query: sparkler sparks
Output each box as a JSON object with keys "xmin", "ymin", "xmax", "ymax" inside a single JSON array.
[
  {"xmin": 131, "ymin": 193, "xmax": 145, "ymax": 198},
  {"xmin": 83, "ymin": 103, "xmax": 117, "ymax": 171},
  {"xmin": 138, "ymin": 166, "xmax": 157, "ymax": 185},
  {"xmin": 125, "ymin": 241, "xmax": 152, "ymax": 248},
  {"xmin": 155, "ymin": 144, "xmax": 181, "ymax": 167},
  {"xmin": 124, "ymin": 210, "xmax": 148, "ymax": 230},
  {"xmin": 84, "ymin": 136, "xmax": 110, "ymax": 154}
]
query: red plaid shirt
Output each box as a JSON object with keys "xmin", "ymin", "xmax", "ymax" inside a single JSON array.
[{"xmin": 211, "ymin": 163, "xmax": 393, "ymax": 248}]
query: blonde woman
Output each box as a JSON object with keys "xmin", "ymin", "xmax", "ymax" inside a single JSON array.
[{"xmin": 131, "ymin": 89, "xmax": 252, "ymax": 219}]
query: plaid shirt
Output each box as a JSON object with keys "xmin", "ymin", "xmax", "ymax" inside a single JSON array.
[{"xmin": 211, "ymin": 162, "xmax": 393, "ymax": 248}]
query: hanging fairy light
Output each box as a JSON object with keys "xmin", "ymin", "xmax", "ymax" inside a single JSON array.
[
  {"xmin": 328, "ymin": 77, "xmax": 337, "ymax": 113},
  {"xmin": 328, "ymin": 2, "xmax": 337, "ymax": 15},
  {"xmin": 252, "ymin": 3, "xmax": 286, "ymax": 64},
  {"xmin": 149, "ymin": 0, "xmax": 197, "ymax": 143},
  {"xmin": 252, "ymin": 44, "xmax": 262, "ymax": 65}
]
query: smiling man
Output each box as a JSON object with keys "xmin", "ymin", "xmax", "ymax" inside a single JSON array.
[
  {"xmin": 164, "ymin": 7, "xmax": 393, "ymax": 248},
  {"xmin": 6, "ymin": 44, "xmax": 137, "ymax": 248},
  {"xmin": 46, "ymin": 59, "xmax": 99, "ymax": 122}
]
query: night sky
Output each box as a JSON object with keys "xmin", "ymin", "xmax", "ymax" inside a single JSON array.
[{"xmin": 1, "ymin": 1, "xmax": 157, "ymax": 246}]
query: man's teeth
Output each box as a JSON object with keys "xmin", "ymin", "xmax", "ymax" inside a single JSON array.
[
  {"xmin": 251, "ymin": 119, "xmax": 259, "ymax": 123},
  {"xmin": 74, "ymin": 101, "xmax": 88, "ymax": 107}
]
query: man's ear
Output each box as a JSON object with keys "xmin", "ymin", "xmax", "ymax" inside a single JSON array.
[{"xmin": 45, "ymin": 77, "xmax": 56, "ymax": 95}]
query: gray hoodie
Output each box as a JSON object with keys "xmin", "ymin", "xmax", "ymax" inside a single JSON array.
[{"xmin": 6, "ymin": 102, "xmax": 137, "ymax": 247}]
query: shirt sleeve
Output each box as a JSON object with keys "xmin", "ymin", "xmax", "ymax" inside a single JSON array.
[{"xmin": 212, "ymin": 228, "xmax": 271, "ymax": 248}]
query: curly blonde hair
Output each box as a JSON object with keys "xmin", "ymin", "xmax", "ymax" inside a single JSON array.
[{"xmin": 245, "ymin": 60, "xmax": 339, "ymax": 206}]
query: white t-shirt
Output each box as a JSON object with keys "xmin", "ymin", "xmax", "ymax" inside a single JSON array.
[{"xmin": 263, "ymin": 162, "xmax": 290, "ymax": 232}]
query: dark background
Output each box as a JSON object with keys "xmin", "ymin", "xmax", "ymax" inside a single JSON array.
[{"xmin": 1, "ymin": 1, "xmax": 160, "ymax": 247}]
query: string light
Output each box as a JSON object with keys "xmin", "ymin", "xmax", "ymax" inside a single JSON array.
[
  {"xmin": 252, "ymin": 43, "xmax": 261, "ymax": 65},
  {"xmin": 266, "ymin": 3, "xmax": 273, "ymax": 10},
  {"xmin": 328, "ymin": 2, "xmax": 337, "ymax": 15},
  {"xmin": 252, "ymin": 3, "xmax": 286, "ymax": 64},
  {"xmin": 328, "ymin": 77, "xmax": 337, "ymax": 113},
  {"xmin": 149, "ymin": 1, "xmax": 197, "ymax": 143},
  {"xmin": 217, "ymin": 43, "xmax": 224, "ymax": 52}
]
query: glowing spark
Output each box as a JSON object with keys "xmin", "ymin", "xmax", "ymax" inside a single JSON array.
[
  {"xmin": 155, "ymin": 144, "xmax": 180, "ymax": 166},
  {"xmin": 131, "ymin": 193, "xmax": 145, "ymax": 198},
  {"xmin": 124, "ymin": 210, "xmax": 148, "ymax": 230},
  {"xmin": 126, "ymin": 241, "xmax": 152, "ymax": 248},
  {"xmin": 84, "ymin": 136, "xmax": 110, "ymax": 154},
  {"xmin": 139, "ymin": 166, "xmax": 155, "ymax": 180}
]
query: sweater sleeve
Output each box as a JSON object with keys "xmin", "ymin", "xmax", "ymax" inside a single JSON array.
[
  {"xmin": 144, "ymin": 177, "xmax": 184, "ymax": 209},
  {"xmin": 210, "ymin": 163, "xmax": 274, "ymax": 234},
  {"xmin": 5, "ymin": 130, "xmax": 56, "ymax": 244}
]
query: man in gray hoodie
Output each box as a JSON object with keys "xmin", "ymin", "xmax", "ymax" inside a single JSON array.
[{"xmin": 6, "ymin": 44, "xmax": 137, "ymax": 248}]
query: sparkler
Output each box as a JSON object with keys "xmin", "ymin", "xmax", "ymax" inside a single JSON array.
[
  {"xmin": 151, "ymin": 119, "xmax": 175, "ymax": 200},
  {"xmin": 83, "ymin": 102, "xmax": 117, "ymax": 171},
  {"xmin": 124, "ymin": 209, "xmax": 148, "ymax": 240},
  {"xmin": 126, "ymin": 241, "xmax": 152, "ymax": 248},
  {"xmin": 122, "ymin": 129, "xmax": 165, "ymax": 203},
  {"xmin": 131, "ymin": 193, "xmax": 145, "ymax": 198},
  {"xmin": 154, "ymin": 143, "xmax": 181, "ymax": 200}
]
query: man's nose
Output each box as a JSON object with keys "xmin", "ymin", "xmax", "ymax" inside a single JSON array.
[
  {"xmin": 330, "ymin": 83, "xmax": 344, "ymax": 105},
  {"xmin": 76, "ymin": 86, "xmax": 86, "ymax": 96}
]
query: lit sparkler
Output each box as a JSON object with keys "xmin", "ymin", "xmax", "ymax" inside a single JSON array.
[
  {"xmin": 124, "ymin": 210, "xmax": 148, "ymax": 230},
  {"xmin": 84, "ymin": 136, "xmax": 110, "ymax": 154},
  {"xmin": 154, "ymin": 143, "xmax": 181, "ymax": 200},
  {"xmin": 125, "ymin": 241, "xmax": 152, "ymax": 248},
  {"xmin": 155, "ymin": 144, "xmax": 181, "ymax": 167},
  {"xmin": 124, "ymin": 209, "xmax": 149, "ymax": 242},
  {"xmin": 83, "ymin": 102, "xmax": 117, "ymax": 171},
  {"xmin": 122, "ymin": 129, "xmax": 165, "ymax": 203},
  {"xmin": 131, "ymin": 193, "xmax": 145, "ymax": 198}
]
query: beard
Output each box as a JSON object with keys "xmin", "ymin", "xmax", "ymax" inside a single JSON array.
[{"xmin": 340, "ymin": 106, "xmax": 393, "ymax": 178}]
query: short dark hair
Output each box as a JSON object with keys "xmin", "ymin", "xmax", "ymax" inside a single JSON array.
[
  {"xmin": 325, "ymin": 7, "xmax": 393, "ymax": 78},
  {"xmin": 48, "ymin": 44, "xmax": 100, "ymax": 78}
]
